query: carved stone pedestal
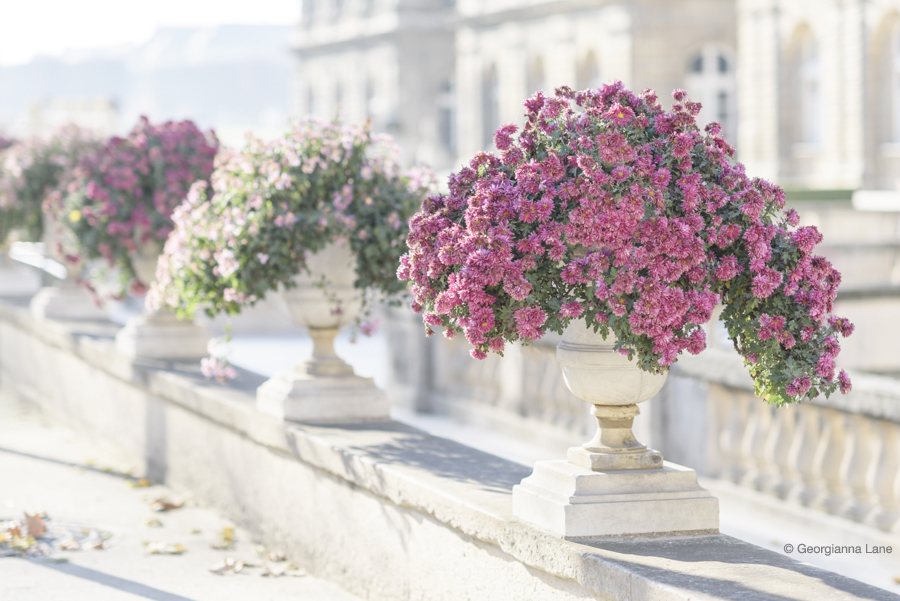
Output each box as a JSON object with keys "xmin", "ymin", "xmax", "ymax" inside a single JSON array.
[
  {"xmin": 255, "ymin": 241, "xmax": 390, "ymax": 423},
  {"xmin": 30, "ymin": 282, "xmax": 105, "ymax": 321},
  {"xmin": 512, "ymin": 322, "xmax": 718, "ymax": 539},
  {"xmin": 115, "ymin": 308, "xmax": 209, "ymax": 360}
]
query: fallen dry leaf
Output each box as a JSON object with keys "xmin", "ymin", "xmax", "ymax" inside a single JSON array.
[
  {"xmin": 211, "ymin": 526, "xmax": 235, "ymax": 550},
  {"xmin": 189, "ymin": 528, "xmax": 202, "ymax": 535},
  {"xmin": 893, "ymin": 575, "xmax": 900, "ymax": 584},
  {"xmin": 128, "ymin": 478, "xmax": 151, "ymax": 489},
  {"xmin": 58, "ymin": 539, "xmax": 80, "ymax": 551},
  {"xmin": 144, "ymin": 541, "xmax": 185, "ymax": 555},
  {"xmin": 146, "ymin": 518, "xmax": 163, "ymax": 528},
  {"xmin": 261, "ymin": 563, "xmax": 306, "ymax": 578},
  {"xmin": 150, "ymin": 498, "xmax": 183, "ymax": 513},
  {"xmin": 25, "ymin": 513, "xmax": 47, "ymax": 538},
  {"xmin": 209, "ymin": 557, "xmax": 244, "ymax": 575}
]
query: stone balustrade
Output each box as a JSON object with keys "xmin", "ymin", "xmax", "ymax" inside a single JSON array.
[
  {"xmin": 2, "ymin": 297, "xmax": 890, "ymax": 600},
  {"xmin": 385, "ymin": 307, "xmax": 900, "ymax": 536},
  {"xmin": 670, "ymin": 349, "xmax": 900, "ymax": 535}
]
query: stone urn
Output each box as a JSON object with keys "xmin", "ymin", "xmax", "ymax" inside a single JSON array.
[
  {"xmin": 114, "ymin": 245, "xmax": 209, "ymax": 359},
  {"xmin": 30, "ymin": 214, "xmax": 105, "ymax": 320},
  {"xmin": 557, "ymin": 322, "xmax": 667, "ymax": 470},
  {"xmin": 255, "ymin": 239, "xmax": 389, "ymax": 423},
  {"xmin": 512, "ymin": 320, "xmax": 718, "ymax": 539}
]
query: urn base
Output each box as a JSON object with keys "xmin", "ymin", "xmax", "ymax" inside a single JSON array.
[
  {"xmin": 30, "ymin": 285, "xmax": 106, "ymax": 321},
  {"xmin": 567, "ymin": 446, "xmax": 664, "ymax": 471},
  {"xmin": 115, "ymin": 310, "xmax": 209, "ymax": 359},
  {"xmin": 256, "ymin": 371, "xmax": 390, "ymax": 423},
  {"xmin": 512, "ymin": 460, "xmax": 719, "ymax": 539}
]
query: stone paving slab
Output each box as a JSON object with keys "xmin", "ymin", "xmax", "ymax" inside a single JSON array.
[{"xmin": 0, "ymin": 396, "xmax": 362, "ymax": 601}]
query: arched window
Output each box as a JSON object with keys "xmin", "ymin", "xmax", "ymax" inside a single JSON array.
[
  {"xmin": 527, "ymin": 55, "xmax": 546, "ymax": 96},
  {"xmin": 482, "ymin": 65, "xmax": 500, "ymax": 148},
  {"xmin": 438, "ymin": 78, "xmax": 456, "ymax": 154},
  {"xmin": 365, "ymin": 78, "xmax": 376, "ymax": 121},
  {"xmin": 335, "ymin": 81, "xmax": 344, "ymax": 112},
  {"xmin": 684, "ymin": 45, "xmax": 737, "ymax": 143},
  {"xmin": 890, "ymin": 22, "xmax": 900, "ymax": 141},
  {"xmin": 791, "ymin": 27, "xmax": 821, "ymax": 145},
  {"xmin": 577, "ymin": 51, "xmax": 601, "ymax": 91},
  {"xmin": 307, "ymin": 86, "xmax": 315, "ymax": 117}
]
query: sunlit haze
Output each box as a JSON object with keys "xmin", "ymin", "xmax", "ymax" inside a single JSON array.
[{"xmin": 0, "ymin": 0, "xmax": 300, "ymax": 65}]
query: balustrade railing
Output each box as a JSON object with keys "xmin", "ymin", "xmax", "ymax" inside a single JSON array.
[{"xmin": 385, "ymin": 307, "xmax": 900, "ymax": 534}]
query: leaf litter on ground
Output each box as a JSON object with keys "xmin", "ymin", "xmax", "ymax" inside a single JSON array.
[
  {"xmin": 0, "ymin": 512, "xmax": 111, "ymax": 558},
  {"xmin": 143, "ymin": 541, "xmax": 186, "ymax": 555}
]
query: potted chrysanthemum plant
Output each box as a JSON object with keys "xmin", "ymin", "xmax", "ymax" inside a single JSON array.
[
  {"xmin": 60, "ymin": 116, "xmax": 219, "ymax": 357},
  {"xmin": 399, "ymin": 82, "xmax": 852, "ymax": 483},
  {"xmin": 149, "ymin": 118, "xmax": 432, "ymax": 422},
  {"xmin": 0, "ymin": 127, "xmax": 106, "ymax": 319}
]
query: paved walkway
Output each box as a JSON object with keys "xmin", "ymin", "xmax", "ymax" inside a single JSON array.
[{"xmin": 0, "ymin": 395, "xmax": 362, "ymax": 601}]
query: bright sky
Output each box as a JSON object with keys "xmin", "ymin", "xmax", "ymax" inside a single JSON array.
[{"xmin": 0, "ymin": 0, "xmax": 301, "ymax": 65}]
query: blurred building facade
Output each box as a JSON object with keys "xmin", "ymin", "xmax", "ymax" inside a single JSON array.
[
  {"xmin": 293, "ymin": 0, "xmax": 737, "ymax": 176},
  {"xmin": 292, "ymin": 0, "xmax": 456, "ymax": 168},
  {"xmin": 454, "ymin": 0, "xmax": 736, "ymax": 163},
  {"xmin": 294, "ymin": 0, "xmax": 900, "ymax": 193},
  {"xmin": 738, "ymin": 0, "xmax": 900, "ymax": 192}
]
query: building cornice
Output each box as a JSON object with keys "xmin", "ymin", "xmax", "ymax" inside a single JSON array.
[
  {"xmin": 454, "ymin": 0, "xmax": 617, "ymax": 29},
  {"xmin": 291, "ymin": 9, "xmax": 454, "ymax": 54}
]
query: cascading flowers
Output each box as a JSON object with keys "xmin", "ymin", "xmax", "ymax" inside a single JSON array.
[
  {"xmin": 399, "ymin": 81, "xmax": 853, "ymax": 405},
  {"xmin": 0, "ymin": 127, "xmax": 99, "ymax": 247},
  {"xmin": 61, "ymin": 117, "xmax": 218, "ymax": 294},
  {"xmin": 148, "ymin": 118, "xmax": 433, "ymax": 380}
]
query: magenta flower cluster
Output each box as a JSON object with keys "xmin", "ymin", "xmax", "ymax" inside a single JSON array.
[
  {"xmin": 63, "ymin": 116, "xmax": 218, "ymax": 293},
  {"xmin": 399, "ymin": 81, "xmax": 852, "ymax": 404}
]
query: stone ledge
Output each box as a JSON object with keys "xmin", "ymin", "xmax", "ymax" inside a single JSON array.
[{"xmin": 0, "ymin": 298, "xmax": 894, "ymax": 601}]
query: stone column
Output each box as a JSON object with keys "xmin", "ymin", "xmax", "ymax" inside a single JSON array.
[{"xmin": 736, "ymin": 0, "xmax": 781, "ymax": 180}]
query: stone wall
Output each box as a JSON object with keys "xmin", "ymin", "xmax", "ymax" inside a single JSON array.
[{"xmin": 0, "ymin": 299, "xmax": 889, "ymax": 600}]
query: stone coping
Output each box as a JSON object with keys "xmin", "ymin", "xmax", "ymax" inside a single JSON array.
[{"xmin": 0, "ymin": 297, "xmax": 894, "ymax": 601}]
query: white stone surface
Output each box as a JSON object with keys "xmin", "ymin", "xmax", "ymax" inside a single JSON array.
[
  {"xmin": 114, "ymin": 309, "xmax": 209, "ymax": 360},
  {"xmin": 30, "ymin": 283, "xmax": 106, "ymax": 321},
  {"xmin": 513, "ymin": 460, "xmax": 719, "ymax": 539},
  {"xmin": 256, "ymin": 370, "xmax": 389, "ymax": 423},
  {"xmin": 0, "ymin": 303, "xmax": 893, "ymax": 601},
  {"xmin": 0, "ymin": 395, "xmax": 362, "ymax": 601},
  {"xmin": 0, "ymin": 262, "xmax": 41, "ymax": 296}
]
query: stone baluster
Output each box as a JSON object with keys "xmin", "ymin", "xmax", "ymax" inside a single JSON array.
[
  {"xmin": 786, "ymin": 403, "xmax": 825, "ymax": 506},
  {"xmin": 838, "ymin": 414, "xmax": 878, "ymax": 522},
  {"xmin": 812, "ymin": 408, "xmax": 851, "ymax": 514},
  {"xmin": 762, "ymin": 402, "xmax": 798, "ymax": 499},
  {"xmin": 719, "ymin": 391, "xmax": 751, "ymax": 483},
  {"xmin": 703, "ymin": 385, "xmax": 730, "ymax": 478},
  {"xmin": 864, "ymin": 420, "xmax": 900, "ymax": 532},
  {"xmin": 740, "ymin": 400, "xmax": 774, "ymax": 490}
]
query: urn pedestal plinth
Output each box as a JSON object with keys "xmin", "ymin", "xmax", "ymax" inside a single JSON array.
[
  {"xmin": 114, "ymin": 251, "xmax": 209, "ymax": 360},
  {"xmin": 512, "ymin": 323, "xmax": 718, "ymax": 539},
  {"xmin": 255, "ymin": 241, "xmax": 389, "ymax": 423},
  {"xmin": 30, "ymin": 280, "xmax": 106, "ymax": 321},
  {"xmin": 115, "ymin": 308, "xmax": 210, "ymax": 360}
]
